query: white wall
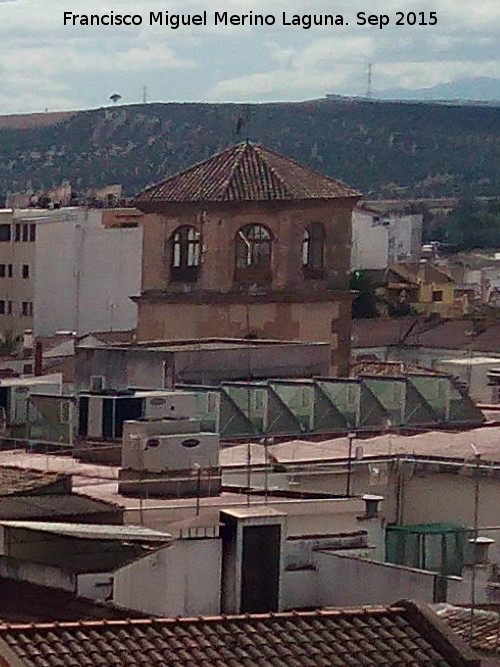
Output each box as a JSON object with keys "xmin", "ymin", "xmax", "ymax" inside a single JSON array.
[
  {"xmin": 388, "ymin": 214, "xmax": 423, "ymax": 264},
  {"xmin": 77, "ymin": 572, "xmax": 114, "ymax": 601},
  {"xmin": 0, "ymin": 555, "xmax": 76, "ymax": 592},
  {"xmin": 351, "ymin": 210, "xmax": 423, "ymax": 270},
  {"xmin": 114, "ymin": 538, "xmax": 221, "ymax": 617},
  {"xmin": 34, "ymin": 208, "xmax": 142, "ymax": 336},
  {"xmin": 316, "ymin": 552, "xmax": 437, "ymax": 606},
  {"xmin": 351, "ymin": 211, "xmax": 388, "ymax": 270}
]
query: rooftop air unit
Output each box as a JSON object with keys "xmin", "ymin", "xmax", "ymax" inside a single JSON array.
[{"xmin": 127, "ymin": 432, "xmax": 219, "ymax": 474}]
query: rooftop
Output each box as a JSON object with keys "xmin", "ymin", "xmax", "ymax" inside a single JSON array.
[
  {"xmin": 0, "ymin": 521, "xmax": 172, "ymax": 543},
  {"xmin": 221, "ymin": 426, "xmax": 500, "ymax": 467},
  {"xmin": 352, "ymin": 316, "xmax": 500, "ymax": 353},
  {"xmin": 0, "ymin": 600, "xmax": 480, "ymax": 667},
  {"xmin": 436, "ymin": 604, "xmax": 500, "ymax": 659},
  {"xmin": 135, "ymin": 141, "xmax": 359, "ymax": 206},
  {"xmin": 0, "ymin": 466, "xmax": 70, "ymax": 498},
  {"xmin": 0, "ymin": 492, "xmax": 122, "ymax": 522},
  {"xmin": 0, "ymin": 578, "xmax": 144, "ymax": 624}
]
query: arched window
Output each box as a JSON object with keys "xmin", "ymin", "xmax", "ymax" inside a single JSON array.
[
  {"xmin": 302, "ymin": 223, "xmax": 325, "ymax": 277},
  {"xmin": 170, "ymin": 225, "xmax": 200, "ymax": 282},
  {"xmin": 236, "ymin": 224, "xmax": 272, "ymax": 269}
]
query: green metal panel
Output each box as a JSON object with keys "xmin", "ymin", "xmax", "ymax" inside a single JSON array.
[
  {"xmin": 313, "ymin": 384, "xmax": 349, "ymax": 432},
  {"xmin": 386, "ymin": 523, "xmax": 465, "ymax": 576},
  {"xmin": 447, "ymin": 381, "xmax": 486, "ymax": 425},
  {"xmin": 222, "ymin": 383, "xmax": 267, "ymax": 434},
  {"xmin": 219, "ymin": 387, "xmax": 260, "ymax": 438},
  {"xmin": 361, "ymin": 377, "xmax": 405, "ymax": 427},
  {"xmin": 409, "ymin": 374, "xmax": 450, "ymax": 422},
  {"xmin": 317, "ymin": 379, "xmax": 360, "ymax": 428},
  {"xmin": 266, "ymin": 386, "xmax": 303, "ymax": 437},
  {"xmin": 358, "ymin": 382, "xmax": 390, "ymax": 428},
  {"xmin": 404, "ymin": 379, "xmax": 441, "ymax": 426},
  {"xmin": 269, "ymin": 381, "xmax": 314, "ymax": 433}
]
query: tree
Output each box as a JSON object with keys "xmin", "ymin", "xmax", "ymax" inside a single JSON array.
[{"xmin": 350, "ymin": 271, "xmax": 379, "ymax": 319}]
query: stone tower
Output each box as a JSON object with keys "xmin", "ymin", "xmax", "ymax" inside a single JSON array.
[{"xmin": 134, "ymin": 142, "xmax": 360, "ymax": 375}]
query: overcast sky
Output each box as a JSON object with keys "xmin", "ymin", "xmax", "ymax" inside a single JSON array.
[{"xmin": 0, "ymin": 0, "xmax": 498, "ymax": 113}]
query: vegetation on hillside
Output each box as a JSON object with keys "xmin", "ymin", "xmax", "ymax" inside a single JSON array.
[
  {"xmin": 433, "ymin": 199, "xmax": 500, "ymax": 250},
  {"xmin": 0, "ymin": 98, "xmax": 498, "ymax": 200}
]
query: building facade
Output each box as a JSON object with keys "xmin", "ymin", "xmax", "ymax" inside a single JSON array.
[
  {"xmin": 134, "ymin": 142, "xmax": 359, "ymax": 375},
  {"xmin": 351, "ymin": 206, "xmax": 423, "ymax": 271},
  {"xmin": 0, "ymin": 209, "xmax": 38, "ymax": 339},
  {"xmin": 34, "ymin": 207, "xmax": 143, "ymax": 336}
]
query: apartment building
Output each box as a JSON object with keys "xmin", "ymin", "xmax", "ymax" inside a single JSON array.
[
  {"xmin": 0, "ymin": 209, "xmax": 37, "ymax": 339},
  {"xmin": 0, "ymin": 207, "xmax": 143, "ymax": 341}
]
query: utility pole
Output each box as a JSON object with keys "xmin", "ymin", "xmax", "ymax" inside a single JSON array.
[
  {"xmin": 366, "ymin": 64, "xmax": 373, "ymax": 99},
  {"xmin": 346, "ymin": 432, "xmax": 356, "ymax": 496},
  {"xmin": 470, "ymin": 446, "xmax": 481, "ymax": 643},
  {"xmin": 142, "ymin": 86, "xmax": 148, "ymax": 104}
]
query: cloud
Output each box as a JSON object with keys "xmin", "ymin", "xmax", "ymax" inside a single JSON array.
[{"xmin": 0, "ymin": 0, "xmax": 497, "ymax": 111}]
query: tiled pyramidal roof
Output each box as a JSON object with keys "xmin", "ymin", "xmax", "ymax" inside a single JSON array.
[
  {"xmin": 0, "ymin": 604, "xmax": 479, "ymax": 666},
  {"xmin": 135, "ymin": 141, "xmax": 360, "ymax": 204}
]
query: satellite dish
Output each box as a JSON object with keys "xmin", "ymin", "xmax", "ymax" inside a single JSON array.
[{"xmin": 109, "ymin": 93, "xmax": 122, "ymax": 104}]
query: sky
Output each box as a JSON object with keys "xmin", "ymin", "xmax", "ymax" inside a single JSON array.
[{"xmin": 0, "ymin": 0, "xmax": 498, "ymax": 114}]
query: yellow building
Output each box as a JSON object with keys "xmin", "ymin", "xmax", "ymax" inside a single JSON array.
[{"xmin": 376, "ymin": 262, "xmax": 467, "ymax": 317}]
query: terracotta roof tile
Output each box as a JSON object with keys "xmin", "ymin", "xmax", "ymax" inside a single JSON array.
[
  {"xmin": 436, "ymin": 604, "xmax": 500, "ymax": 656},
  {"xmin": 0, "ymin": 603, "xmax": 480, "ymax": 666},
  {"xmin": 135, "ymin": 142, "xmax": 359, "ymax": 205}
]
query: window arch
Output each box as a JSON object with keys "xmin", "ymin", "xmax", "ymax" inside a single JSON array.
[
  {"xmin": 170, "ymin": 225, "xmax": 200, "ymax": 282},
  {"xmin": 236, "ymin": 224, "xmax": 272, "ymax": 269},
  {"xmin": 302, "ymin": 223, "xmax": 325, "ymax": 277}
]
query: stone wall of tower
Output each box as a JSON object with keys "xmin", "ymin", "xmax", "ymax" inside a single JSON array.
[
  {"xmin": 140, "ymin": 199, "xmax": 352, "ymax": 296},
  {"xmin": 136, "ymin": 198, "xmax": 355, "ymax": 376}
]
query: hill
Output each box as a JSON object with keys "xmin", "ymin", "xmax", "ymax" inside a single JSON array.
[
  {"xmin": 376, "ymin": 76, "xmax": 500, "ymax": 104},
  {"xmin": 0, "ymin": 98, "xmax": 499, "ymax": 200}
]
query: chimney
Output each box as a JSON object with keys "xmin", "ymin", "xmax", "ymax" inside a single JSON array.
[
  {"xmin": 362, "ymin": 494, "xmax": 384, "ymax": 519},
  {"xmin": 467, "ymin": 536, "xmax": 495, "ymax": 566},
  {"xmin": 22, "ymin": 329, "xmax": 34, "ymax": 353},
  {"xmin": 34, "ymin": 341, "xmax": 43, "ymax": 376}
]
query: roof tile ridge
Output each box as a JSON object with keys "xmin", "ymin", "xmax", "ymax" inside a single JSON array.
[
  {"xmin": 136, "ymin": 144, "xmax": 237, "ymax": 198},
  {"xmin": 252, "ymin": 143, "xmax": 294, "ymax": 199},
  {"xmin": 257, "ymin": 143, "xmax": 361, "ymax": 195},
  {"xmin": 218, "ymin": 141, "xmax": 249, "ymax": 200}
]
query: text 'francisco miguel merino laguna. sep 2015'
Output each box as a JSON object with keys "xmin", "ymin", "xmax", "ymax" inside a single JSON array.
[{"xmin": 62, "ymin": 10, "xmax": 438, "ymax": 30}]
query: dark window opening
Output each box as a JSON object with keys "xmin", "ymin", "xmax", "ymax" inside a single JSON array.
[
  {"xmin": 302, "ymin": 222, "xmax": 325, "ymax": 278},
  {"xmin": 0, "ymin": 225, "xmax": 11, "ymax": 242},
  {"xmin": 432, "ymin": 290, "xmax": 443, "ymax": 302},
  {"xmin": 22, "ymin": 264, "xmax": 30, "ymax": 279},
  {"xmin": 170, "ymin": 225, "xmax": 200, "ymax": 282},
  {"xmin": 29, "ymin": 224, "xmax": 36, "ymax": 242},
  {"xmin": 235, "ymin": 224, "xmax": 272, "ymax": 283},
  {"xmin": 22, "ymin": 224, "xmax": 29, "ymax": 242},
  {"xmin": 21, "ymin": 301, "xmax": 33, "ymax": 317},
  {"xmin": 15, "ymin": 224, "xmax": 21, "ymax": 242},
  {"xmin": 0, "ymin": 301, "xmax": 4, "ymax": 315}
]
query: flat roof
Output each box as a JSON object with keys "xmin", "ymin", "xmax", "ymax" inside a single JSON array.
[
  {"xmin": 0, "ymin": 521, "xmax": 172, "ymax": 542},
  {"xmin": 221, "ymin": 425, "xmax": 500, "ymax": 467},
  {"xmin": 84, "ymin": 339, "xmax": 329, "ymax": 353},
  {"xmin": 0, "ymin": 373, "xmax": 62, "ymax": 387},
  {"xmin": 440, "ymin": 357, "xmax": 500, "ymax": 366}
]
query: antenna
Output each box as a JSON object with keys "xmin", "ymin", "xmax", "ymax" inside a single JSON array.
[
  {"xmin": 142, "ymin": 86, "xmax": 148, "ymax": 104},
  {"xmin": 366, "ymin": 63, "xmax": 373, "ymax": 99},
  {"xmin": 233, "ymin": 105, "xmax": 252, "ymax": 142}
]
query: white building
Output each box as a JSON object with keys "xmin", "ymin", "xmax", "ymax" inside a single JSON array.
[
  {"xmin": 34, "ymin": 207, "xmax": 143, "ymax": 336},
  {"xmin": 351, "ymin": 207, "xmax": 423, "ymax": 270}
]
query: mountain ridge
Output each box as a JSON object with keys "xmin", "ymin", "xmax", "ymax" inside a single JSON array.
[{"xmin": 0, "ymin": 97, "xmax": 498, "ymax": 201}]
